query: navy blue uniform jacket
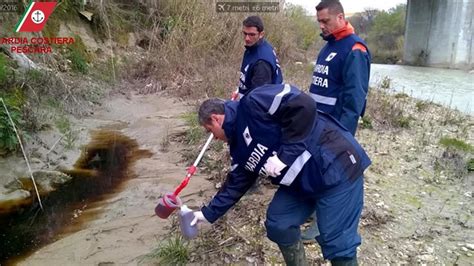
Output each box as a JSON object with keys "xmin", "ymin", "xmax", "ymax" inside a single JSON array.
[
  {"xmin": 201, "ymin": 84, "xmax": 371, "ymax": 223},
  {"xmin": 239, "ymin": 39, "xmax": 283, "ymax": 98},
  {"xmin": 309, "ymin": 22, "xmax": 371, "ymax": 135}
]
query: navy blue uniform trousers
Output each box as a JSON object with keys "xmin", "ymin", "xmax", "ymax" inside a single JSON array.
[{"xmin": 265, "ymin": 176, "xmax": 364, "ymax": 260}]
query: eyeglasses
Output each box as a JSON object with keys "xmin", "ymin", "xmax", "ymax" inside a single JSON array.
[{"xmin": 242, "ymin": 31, "xmax": 258, "ymax": 37}]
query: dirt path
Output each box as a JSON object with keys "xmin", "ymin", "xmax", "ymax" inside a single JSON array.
[{"xmin": 18, "ymin": 92, "xmax": 215, "ymax": 265}]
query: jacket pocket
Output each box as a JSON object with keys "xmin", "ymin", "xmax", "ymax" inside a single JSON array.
[{"xmin": 320, "ymin": 150, "xmax": 344, "ymax": 186}]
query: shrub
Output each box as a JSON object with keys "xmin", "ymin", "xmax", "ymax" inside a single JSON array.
[
  {"xmin": 367, "ymin": 4, "xmax": 406, "ymax": 63},
  {"xmin": 365, "ymin": 84, "xmax": 412, "ymax": 129},
  {"xmin": 395, "ymin": 115, "xmax": 412, "ymax": 128},
  {"xmin": 415, "ymin": 100, "xmax": 430, "ymax": 112},
  {"xmin": 348, "ymin": 4, "xmax": 406, "ymax": 63},
  {"xmin": 68, "ymin": 36, "xmax": 90, "ymax": 74},
  {"xmin": 433, "ymin": 137, "xmax": 473, "ymax": 180},
  {"xmin": 434, "ymin": 147, "xmax": 468, "ymax": 180},
  {"xmin": 284, "ymin": 3, "xmax": 318, "ymax": 50},
  {"xmin": 380, "ymin": 76, "xmax": 391, "ymax": 89},
  {"xmin": 468, "ymin": 158, "xmax": 474, "ymax": 172},
  {"xmin": 0, "ymin": 54, "xmax": 9, "ymax": 85},
  {"xmin": 360, "ymin": 115, "xmax": 373, "ymax": 129},
  {"xmin": 55, "ymin": 115, "xmax": 77, "ymax": 149},
  {"xmin": 69, "ymin": 49, "xmax": 88, "ymax": 74},
  {"xmin": 124, "ymin": 0, "xmax": 323, "ymax": 99},
  {"xmin": 0, "ymin": 90, "xmax": 25, "ymax": 154}
]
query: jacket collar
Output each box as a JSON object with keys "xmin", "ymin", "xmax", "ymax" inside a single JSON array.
[
  {"xmin": 222, "ymin": 101, "xmax": 239, "ymax": 143},
  {"xmin": 245, "ymin": 38, "xmax": 265, "ymax": 50},
  {"xmin": 321, "ymin": 21, "xmax": 355, "ymax": 41}
]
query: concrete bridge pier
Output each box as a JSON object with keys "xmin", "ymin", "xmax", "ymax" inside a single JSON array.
[{"xmin": 403, "ymin": 0, "xmax": 473, "ymax": 70}]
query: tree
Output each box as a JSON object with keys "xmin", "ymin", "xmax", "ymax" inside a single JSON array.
[
  {"xmin": 368, "ymin": 4, "xmax": 406, "ymax": 50},
  {"xmin": 348, "ymin": 9, "xmax": 380, "ymax": 38},
  {"xmin": 284, "ymin": 3, "xmax": 318, "ymax": 50}
]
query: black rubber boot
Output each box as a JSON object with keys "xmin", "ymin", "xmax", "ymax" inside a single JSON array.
[
  {"xmin": 331, "ymin": 256, "xmax": 358, "ymax": 266},
  {"xmin": 278, "ymin": 240, "xmax": 307, "ymax": 266}
]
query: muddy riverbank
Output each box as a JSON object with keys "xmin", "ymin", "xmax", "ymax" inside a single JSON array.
[
  {"xmin": 0, "ymin": 91, "xmax": 218, "ymax": 264},
  {"xmin": 1, "ymin": 86, "xmax": 473, "ymax": 265}
]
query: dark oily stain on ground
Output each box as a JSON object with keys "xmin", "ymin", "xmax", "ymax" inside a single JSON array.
[{"xmin": 0, "ymin": 130, "xmax": 152, "ymax": 264}]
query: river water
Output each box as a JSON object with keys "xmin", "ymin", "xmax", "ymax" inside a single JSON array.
[{"xmin": 370, "ymin": 64, "xmax": 473, "ymax": 115}]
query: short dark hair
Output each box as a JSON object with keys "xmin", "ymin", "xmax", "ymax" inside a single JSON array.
[
  {"xmin": 198, "ymin": 98, "xmax": 225, "ymax": 125},
  {"xmin": 316, "ymin": 0, "xmax": 344, "ymax": 15},
  {"xmin": 243, "ymin": 16, "xmax": 264, "ymax": 32}
]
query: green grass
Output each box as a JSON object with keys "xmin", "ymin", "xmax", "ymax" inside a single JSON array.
[
  {"xmin": 143, "ymin": 236, "xmax": 189, "ymax": 265},
  {"xmin": 468, "ymin": 158, "xmax": 474, "ymax": 172},
  {"xmin": 439, "ymin": 137, "xmax": 473, "ymax": 153},
  {"xmin": 69, "ymin": 49, "xmax": 88, "ymax": 74},
  {"xmin": 181, "ymin": 112, "xmax": 204, "ymax": 145},
  {"xmin": 27, "ymin": 69, "xmax": 44, "ymax": 82},
  {"xmin": 366, "ymin": 84, "xmax": 415, "ymax": 129},
  {"xmin": 395, "ymin": 115, "xmax": 412, "ymax": 128},
  {"xmin": 360, "ymin": 115, "xmax": 373, "ymax": 129},
  {"xmin": 394, "ymin": 92, "xmax": 409, "ymax": 99},
  {"xmin": 415, "ymin": 100, "xmax": 430, "ymax": 112},
  {"xmin": 0, "ymin": 88, "xmax": 26, "ymax": 153},
  {"xmin": 404, "ymin": 194, "xmax": 422, "ymax": 209},
  {"xmin": 54, "ymin": 0, "xmax": 80, "ymax": 20},
  {"xmin": 90, "ymin": 57, "xmax": 118, "ymax": 83},
  {"xmin": 55, "ymin": 115, "xmax": 77, "ymax": 149},
  {"xmin": 380, "ymin": 76, "xmax": 391, "ymax": 89},
  {"xmin": 0, "ymin": 107, "xmax": 20, "ymax": 154},
  {"xmin": 68, "ymin": 35, "xmax": 90, "ymax": 74},
  {"xmin": 0, "ymin": 54, "xmax": 9, "ymax": 85},
  {"xmin": 42, "ymin": 15, "xmax": 60, "ymax": 38}
]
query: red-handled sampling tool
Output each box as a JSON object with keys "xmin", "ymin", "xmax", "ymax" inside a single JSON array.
[{"xmin": 155, "ymin": 90, "xmax": 239, "ymax": 219}]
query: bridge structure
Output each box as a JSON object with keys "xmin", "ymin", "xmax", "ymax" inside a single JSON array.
[{"xmin": 403, "ymin": 0, "xmax": 473, "ymax": 69}]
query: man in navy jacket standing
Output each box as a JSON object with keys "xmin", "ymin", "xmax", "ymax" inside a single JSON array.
[
  {"xmin": 309, "ymin": 0, "xmax": 370, "ymax": 134},
  {"xmin": 303, "ymin": 0, "xmax": 371, "ymax": 247},
  {"xmin": 238, "ymin": 16, "xmax": 283, "ymax": 99},
  {"xmin": 191, "ymin": 84, "xmax": 371, "ymax": 265}
]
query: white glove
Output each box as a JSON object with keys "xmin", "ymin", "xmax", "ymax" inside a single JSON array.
[
  {"xmin": 264, "ymin": 154, "xmax": 287, "ymax": 177},
  {"xmin": 190, "ymin": 211, "xmax": 209, "ymax": 226}
]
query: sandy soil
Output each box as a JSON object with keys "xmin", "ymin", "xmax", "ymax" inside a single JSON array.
[
  {"xmin": 16, "ymin": 91, "xmax": 217, "ymax": 265},
  {"xmin": 7, "ymin": 88, "xmax": 474, "ymax": 265}
]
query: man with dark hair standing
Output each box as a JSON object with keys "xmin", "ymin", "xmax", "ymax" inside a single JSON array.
[
  {"xmin": 190, "ymin": 84, "xmax": 370, "ymax": 265},
  {"xmin": 310, "ymin": 0, "xmax": 370, "ymax": 134},
  {"xmin": 238, "ymin": 15, "xmax": 283, "ymax": 98},
  {"xmin": 302, "ymin": 0, "xmax": 371, "ymax": 248},
  {"xmin": 238, "ymin": 15, "xmax": 284, "ymax": 193}
]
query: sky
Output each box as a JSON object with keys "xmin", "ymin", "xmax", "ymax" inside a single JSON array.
[{"xmin": 285, "ymin": 0, "xmax": 407, "ymax": 15}]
